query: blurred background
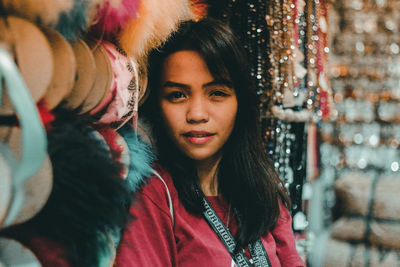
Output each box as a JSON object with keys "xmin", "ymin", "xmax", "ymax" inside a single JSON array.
[
  {"xmin": 195, "ymin": 1, "xmax": 400, "ymax": 265},
  {"xmin": 0, "ymin": 0, "xmax": 399, "ymax": 266}
]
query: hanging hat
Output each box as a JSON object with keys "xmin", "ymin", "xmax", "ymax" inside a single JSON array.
[
  {"xmin": 117, "ymin": 0, "xmax": 153, "ymax": 59},
  {"xmin": 0, "ymin": 47, "xmax": 48, "ymax": 229},
  {"xmin": 0, "ymin": 128, "xmax": 53, "ymax": 227},
  {"xmin": 79, "ymin": 40, "xmax": 113, "ymax": 114},
  {"xmin": 90, "ymin": 41, "xmax": 138, "ymax": 129},
  {"xmin": 41, "ymin": 27, "xmax": 77, "ymax": 110},
  {"xmin": 0, "ymin": 16, "xmax": 54, "ymax": 115},
  {"xmin": 23, "ymin": 108, "xmax": 132, "ymax": 267},
  {"xmin": 0, "ymin": 0, "xmax": 74, "ymax": 27},
  {"xmin": 0, "ymin": 143, "xmax": 13, "ymax": 226},
  {"xmin": 0, "ymin": 238, "xmax": 41, "ymax": 266},
  {"xmin": 150, "ymin": 0, "xmax": 194, "ymax": 46},
  {"xmin": 118, "ymin": 0, "xmax": 194, "ymax": 59},
  {"xmin": 137, "ymin": 57, "xmax": 149, "ymax": 106},
  {"xmin": 63, "ymin": 38, "xmax": 96, "ymax": 110}
]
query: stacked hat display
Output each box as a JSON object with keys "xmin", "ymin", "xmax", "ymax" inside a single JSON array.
[{"xmin": 0, "ymin": 0, "xmax": 193, "ymax": 266}]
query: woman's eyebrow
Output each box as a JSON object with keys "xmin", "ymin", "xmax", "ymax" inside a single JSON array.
[
  {"xmin": 162, "ymin": 81, "xmax": 190, "ymax": 90},
  {"xmin": 203, "ymin": 79, "xmax": 233, "ymax": 89}
]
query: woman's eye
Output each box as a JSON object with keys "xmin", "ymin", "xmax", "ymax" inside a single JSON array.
[
  {"xmin": 210, "ymin": 90, "xmax": 229, "ymax": 97},
  {"xmin": 166, "ymin": 91, "xmax": 186, "ymax": 101}
]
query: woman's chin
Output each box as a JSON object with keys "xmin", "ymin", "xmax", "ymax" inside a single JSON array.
[{"xmin": 183, "ymin": 150, "xmax": 222, "ymax": 164}]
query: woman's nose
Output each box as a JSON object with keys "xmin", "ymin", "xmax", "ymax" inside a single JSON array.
[{"xmin": 186, "ymin": 96, "xmax": 209, "ymax": 123}]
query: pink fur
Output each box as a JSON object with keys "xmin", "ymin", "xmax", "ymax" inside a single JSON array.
[
  {"xmin": 91, "ymin": 0, "xmax": 140, "ymax": 37},
  {"xmin": 118, "ymin": 1, "xmax": 155, "ymax": 59}
]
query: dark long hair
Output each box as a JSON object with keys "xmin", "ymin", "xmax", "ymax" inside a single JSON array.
[{"xmin": 142, "ymin": 18, "xmax": 290, "ymax": 248}]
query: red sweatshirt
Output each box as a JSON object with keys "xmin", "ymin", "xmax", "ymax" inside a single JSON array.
[{"xmin": 115, "ymin": 167, "xmax": 305, "ymax": 267}]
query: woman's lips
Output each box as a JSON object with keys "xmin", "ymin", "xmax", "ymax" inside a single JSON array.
[{"xmin": 183, "ymin": 131, "xmax": 215, "ymax": 144}]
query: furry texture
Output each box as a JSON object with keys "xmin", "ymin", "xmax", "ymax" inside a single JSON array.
[
  {"xmin": 117, "ymin": 1, "xmax": 153, "ymax": 59},
  {"xmin": 91, "ymin": 0, "xmax": 140, "ymax": 39},
  {"xmin": 96, "ymin": 126, "xmax": 124, "ymax": 165},
  {"xmin": 151, "ymin": 0, "xmax": 194, "ymax": 44},
  {"xmin": 118, "ymin": 0, "xmax": 194, "ymax": 59},
  {"xmin": 118, "ymin": 123, "xmax": 155, "ymax": 192},
  {"xmin": 86, "ymin": 0, "xmax": 106, "ymax": 26},
  {"xmin": 56, "ymin": 0, "xmax": 90, "ymax": 41},
  {"xmin": 25, "ymin": 108, "xmax": 133, "ymax": 267},
  {"xmin": 1, "ymin": 0, "xmax": 73, "ymax": 26}
]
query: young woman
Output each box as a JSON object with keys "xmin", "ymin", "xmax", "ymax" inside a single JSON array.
[{"xmin": 115, "ymin": 18, "xmax": 305, "ymax": 267}]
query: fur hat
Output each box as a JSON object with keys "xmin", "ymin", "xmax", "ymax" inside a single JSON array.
[
  {"xmin": 0, "ymin": 16, "xmax": 53, "ymax": 114},
  {"xmin": 62, "ymin": 38, "xmax": 96, "ymax": 110},
  {"xmin": 55, "ymin": 0, "xmax": 91, "ymax": 41},
  {"xmin": 1, "ymin": 0, "xmax": 73, "ymax": 26},
  {"xmin": 41, "ymin": 27, "xmax": 76, "ymax": 110},
  {"xmin": 20, "ymin": 108, "xmax": 133, "ymax": 267},
  {"xmin": 90, "ymin": 0, "xmax": 140, "ymax": 39},
  {"xmin": 118, "ymin": 0, "xmax": 194, "ymax": 59}
]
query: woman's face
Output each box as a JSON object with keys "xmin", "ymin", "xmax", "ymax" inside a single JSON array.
[{"xmin": 158, "ymin": 50, "xmax": 238, "ymax": 164}]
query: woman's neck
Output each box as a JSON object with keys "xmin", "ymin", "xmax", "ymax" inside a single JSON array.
[{"xmin": 196, "ymin": 155, "xmax": 221, "ymax": 196}]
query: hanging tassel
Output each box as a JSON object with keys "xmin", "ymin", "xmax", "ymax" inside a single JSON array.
[
  {"xmin": 1, "ymin": 0, "xmax": 73, "ymax": 26},
  {"xmin": 91, "ymin": 0, "xmax": 140, "ymax": 39}
]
